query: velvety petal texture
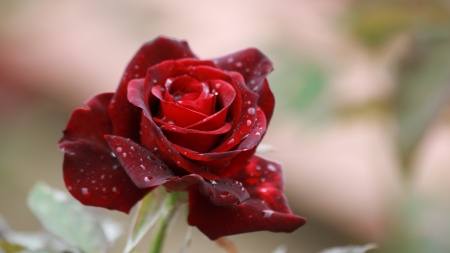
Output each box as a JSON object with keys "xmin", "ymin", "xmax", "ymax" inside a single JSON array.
[
  {"xmin": 188, "ymin": 156, "xmax": 306, "ymax": 240},
  {"xmin": 59, "ymin": 36, "xmax": 305, "ymax": 239},
  {"xmin": 58, "ymin": 93, "xmax": 150, "ymax": 213}
]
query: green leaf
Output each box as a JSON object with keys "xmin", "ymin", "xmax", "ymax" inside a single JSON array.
[
  {"xmin": 319, "ymin": 243, "xmax": 377, "ymax": 253},
  {"xmin": 123, "ymin": 187, "xmax": 168, "ymax": 253},
  {"xmin": 27, "ymin": 182, "xmax": 109, "ymax": 253},
  {"xmin": 0, "ymin": 241, "xmax": 25, "ymax": 253}
]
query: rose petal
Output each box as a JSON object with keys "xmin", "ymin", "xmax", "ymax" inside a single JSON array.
[
  {"xmin": 105, "ymin": 135, "xmax": 175, "ymax": 188},
  {"xmin": 163, "ymin": 175, "xmax": 249, "ymax": 206},
  {"xmin": 188, "ymin": 155, "xmax": 305, "ymax": 239},
  {"xmin": 153, "ymin": 118, "xmax": 232, "ymax": 153},
  {"xmin": 110, "ymin": 36, "xmax": 197, "ymax": 142},
  {"xmin": 188, "ymin": 191, "xmax": 306, "ymax": 240},
  {"xmin": 199, "ymin": 178, "xmax": 250, "ymax": 206},
  {"xmin": 139, "ymin": 115, "xmax": 220, "ymax": 181},
  {"xmin": 163, "ymin": 174, "xmax": 204, "ymax": 192},
  {"xmin": 212, "ymin": 48, "xmax": 275, "ymax": 123},
  {"xmin": 231, "ymin": 156, "xmax": 292, "ymax": 213},
  {"xmin": 211, "ymin": 72, "xmax": 259, "ymax": 153},
  {"xmin": 58, "ymin": 93, "xmax": 150, "ymax": 213}
]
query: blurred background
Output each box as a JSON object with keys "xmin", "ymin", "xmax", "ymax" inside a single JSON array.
[{"xmin": 1, "ymin": 0, "xmax": 450, "ymax": 252}]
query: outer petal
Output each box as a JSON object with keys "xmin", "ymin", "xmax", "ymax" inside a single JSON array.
[
  {"xmin": 58, "ymin": 93, "xmax": 150, "ymax": 213},
  {"xmin": 163, "ymin": 175, "xmax": 249, "ymax": 206},
  {"xmin": 105, "ymin": 135, "xmax": 175, "ymax": 188},
  {"xmin": 188, "ymin": 155, "xmax": 305, "ymax": 239},
  {"xmin": 212, "ymin": 48, "xmax": 275, "ymax": 123},
  {"xmin": 109, "ymin": 36, "xmax": 197, "ymax": 142}
]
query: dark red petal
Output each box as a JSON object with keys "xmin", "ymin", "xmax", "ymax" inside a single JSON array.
[
  {"xmin": 105, "ymin": 135, "xmax": 175, "ymax": 188},
  {"xmin": 164, "ymin": 175, "xmax": 249, "ymax": 206},
  {"xmin": 211, "ymin": 72, "xmax": 259, "ymax": 153},
  {"xmin": 231, "ymin": 156, "xmax": 292, "ymax": 213},
  {"xmin": 212, "ymin": 48, "xmax": 275, "ymax": 123},
  {"xmin": 58, "ymin": 93, "xmax": 150, "ymax": 213},
  {"xmin": 109, "ymin": 36, "xmax": 197, "ymax": 141},
  {"xmin": 163, "ymin": 174, "xmax": 203, "ymax": 192},
  {"xmin": 139, "ymin": 115, "xmax": 220, "ymax": 181},
  {"xmin": 199, "ymin": 178, "xmax": 250, "ymax": 206},
  {"xmin": 188, "ymin": 155, "xmax": 305, "ymax": 239},
  {"xmin": 188, "ymin": 190, "xmax": 306, "ymax": 240},
  {"xmin": 153, "ymin": 118, "xmax": 231, "ymax": 153}
]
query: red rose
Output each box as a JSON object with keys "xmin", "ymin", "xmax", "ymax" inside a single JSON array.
[{"xmin": 59, "ymin": 36, "xmax": 305, "ymax": 239}]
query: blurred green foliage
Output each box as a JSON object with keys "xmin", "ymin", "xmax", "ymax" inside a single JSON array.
[{"xmin": 347, "ymin": 0, "xmax": 450, "ymax": 48}]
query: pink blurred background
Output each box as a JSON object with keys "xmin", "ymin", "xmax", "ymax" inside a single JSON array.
[{"xmin": 1, "ymin": 0, "xmax": 450, "ymax": 252}]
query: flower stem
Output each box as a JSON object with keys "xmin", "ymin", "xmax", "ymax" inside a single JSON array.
[{"xmin": 149, "ymin": 191, "xmax": 178, "ymax": 253}]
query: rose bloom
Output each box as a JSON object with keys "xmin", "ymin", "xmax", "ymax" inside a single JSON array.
[{"xmin": 59, "ymin": 36, "xmax": 305, "ymax": 239}]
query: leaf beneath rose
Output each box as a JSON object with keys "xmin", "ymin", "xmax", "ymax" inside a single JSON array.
[
  {"xmin": 27, "ymin": 182, "xmax": 111, "ymax": 253},
  {"xmin": 319, "ymin": 243, "xmax": 377, "ymax": 253},
  {"xmin": 123, "ymin": 187, "xmax": 168, "ymax": 253}
]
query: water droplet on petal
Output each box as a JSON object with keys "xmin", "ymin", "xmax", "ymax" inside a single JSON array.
[
  {"xmin": 130, "ymin": 146, "xmax": 135, "ymax": 151},
  {"xmin": 255, "ymin": 132, "xmax": 261, "ymax": 136},
  {"xmin": 102, "ymin": 187, "xmax": 108, "ymax": 194},
  {"xmin": 81, "ymin": 188, "xmax": 90, "ymax": 198},
  {"xmin": 228, "ymin": 138, "xmax": 235, "ymax": 144},
  {"xmin": 144, "ymin": 176, "xmax": 153, "ymax": 182},
  {"xmin": 235, "ymin": 61, "xmax": 242, "ymax": 67},
  {"xmin": 112, "ymin": 187, "xmax": 121, "ymax": 195},
  {"xmin": 67, "ymin": 186, "xmax": 73, "ymax": 191},
  {"xmin": 267, "ymin": 164, "xmax": 277, "ymax": 172},
  {"xmin": 247, "ymin": 120, "xmax": 252, "ymax": 126},
  {"xmin": 248, "ymin": 107, "xmax": 255, "ymax": 115},
  {"xmin": 262, "ymin": 210, "xmax": 274, "ymax": 218},
  {"xmin": 211, "ymin": 180, "xmax": 217, "ymax": 185},
  {"xmin": 140, "ymin": 165, "xmax": 146, "ymax": 170},
  {"xmin": 215, "ymin": 83, "xmax": 221, "ymax": 88},
  {"xmin": 116, "ymin": 147, "xmax": 122, "ymax": 152},
  {"xmin": 122, "ymin": 152, "xmax": 127, "ymax": 158},
  {"xmin": 220, "ymin": 191, "xmax": 230, "ymax": 197}
]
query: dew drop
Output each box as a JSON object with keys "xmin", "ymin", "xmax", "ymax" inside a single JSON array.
[
  {"xmin": 267, "ymin": 164, "xmax": 277, "ymax": 172},
  {"xmin": 67, "ymin": 186, "xmax": 73, "ymax": 191},
  {"xmin": 176, "ymin": 161, "xmax": 181, "ymax": 165},
  {"xmin": 235, "ymin": 61, "xmax": 242, "ymax": 68},
  {"xmin": 148, "ymin": 156, "xmax": 156, "ymax": 160},
  {"xmin": 111, "ymin": 152, "xmax": 116, "ymax": 157},
  {"xmin": 112, "ymin": 164, "xmax": 119, "ymax": 170},
  {"xmin": 227, "ymin": 57, "xmax": 234, "ymax": 63},
  {"xmin": 256, "ymin": 165, "xmax": 261, "ymax": 170},
  {"xmin": 140, "ymin": 165, "xmax": 146, "ymax": 170},
  {"xmin": 241, "ymin": 187, "xmax": 245, "ymax": 192},
  {"xmin": 81, "ymin": 188, "xmax": 90, "ymax": 198},
  {"xmin": 102, "ymin": 187, "xmax": 108, "ymax": 194},
  {"xmin": 153, "ymin": 79, "xmax": 158, "ymax": 83},
  {"xmin": 165, "ymin": 79, "xmax": 173, "ymax": 85},
  {"xmin": 130, "ymin": 146, "xmax": 135, "ymax": 151},
  {"xmin": 228, "ymin": 138, "xmax": 235, "ymax": 144},
  {"xmin": 247, "ymin": 120, "xmax": 252, "ymax": 126},
  {"xmin": 255, "ymin": 132, "xmax": 261, "ymax": 136},
  {"xmin": 215, "ymin": 83, "xmax": 221, "ymax": 88},
  {"xmin": 220, "ymin": 191, "xmax": 230, "ymax": 198},
  {"xmin": 144, "ymin": 176, "xmax": 153, "ymax": 182},
  {"xmin": 262, "ymin": 210, "xmax": 274, "ymax": 218},
  {"xmin": 211, "ymin": 180, "xmax": 217, "ymax": 185},
  {"xmin": 168, "ymin": 121, "xmax": 174, "ymax": 125},
  {"xmin": 247, "ymin": 100, "xmax": 251, "ymax": 105},
  {"xmin": 91, "ymin": 180, "xmax": 96, "ymax": 184},
  {"xmin": 112, "ymin": 187, "xmax": 121, "ymax": 195},
  {"xmin": 122, "ymin": 152, "xmax": 127, "ymax": 158},
  {"xmin": 100, "ymin": 174, "xmax": 105, "ymax": 180},
  {"xmin": 247, "ymin": 107, "xmax": 255, "ymax": 115}
]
